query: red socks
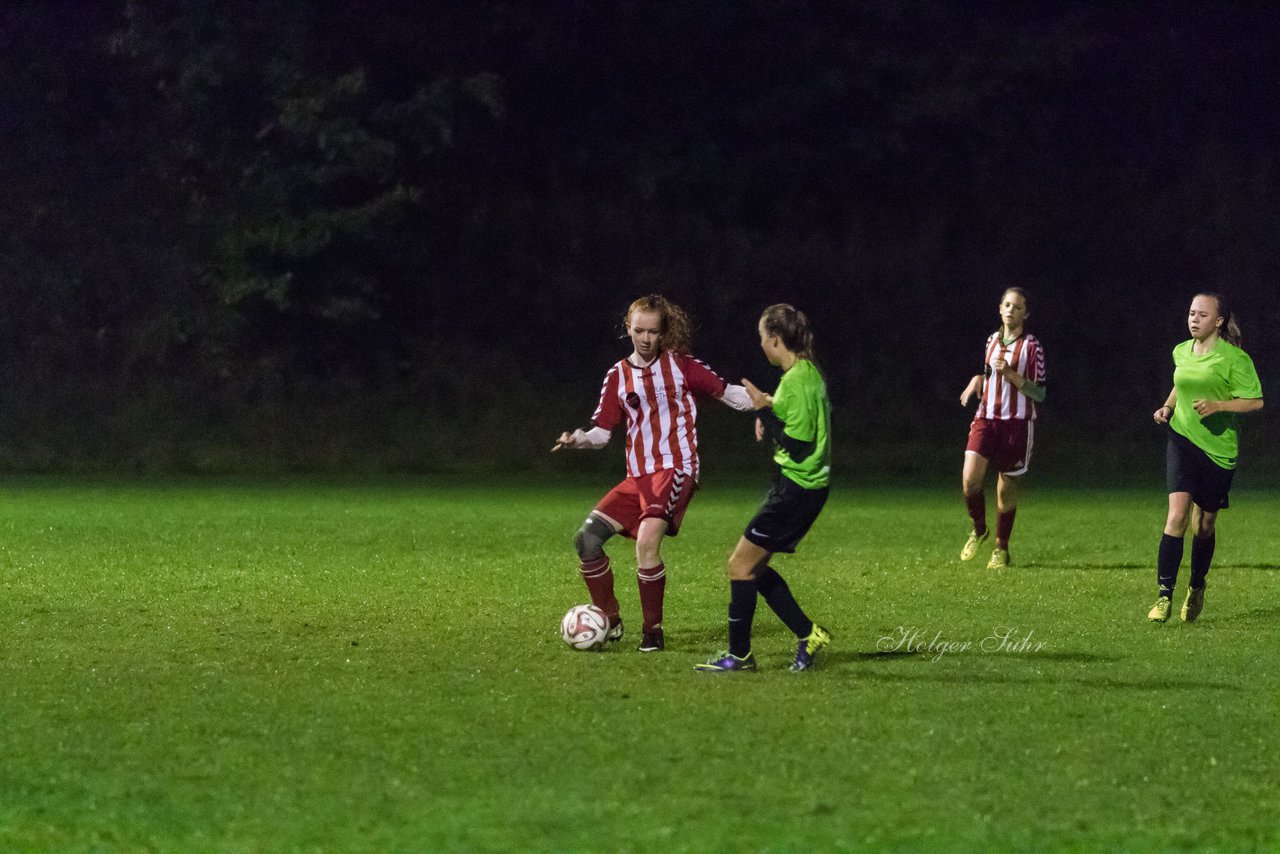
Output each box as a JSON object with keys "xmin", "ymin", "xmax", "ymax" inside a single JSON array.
[
  {"xmin": 637, "ymin": 563, "xmax": 666, "ymax": 632},
  {"xmin": 579, "ymin": 555, "xmax": 620, "ymax": 624},
  {"xmin": 965, "ymin": 491, "xmax": 987, "ymax": 535},
  {"xmin": 995, "ymin": 508, "xmax": 1017, "ymax": 549},
  {"xmin": 581, "ymin": 558, "xmax": 666, "ymax": 633}
]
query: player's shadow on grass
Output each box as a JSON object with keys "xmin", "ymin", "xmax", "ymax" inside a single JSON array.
[
  {"xmin": 881, "ymin": 671, "xmax": 1237, "ymax": 691},
  {"xmin": 821, "ymin": 650, "xmax": 1236, "ymax": 691},
  {"xmin": 1208, "ymin": 605, "xmax": 1280, "ymax": 623},
  {"xmin": 1037, "ymin": 562, "xmax": 1148, "ymax": 570},
  {"xmin": 829, "ymin": 649, "xmax": 1119, "ymax": 666},
  {"xmin": 1043, "ymin": 561, "xmax": 1280, "ymax": 572}
]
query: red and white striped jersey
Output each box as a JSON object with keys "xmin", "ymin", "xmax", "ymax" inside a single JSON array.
[
  {"xmin": 591, "ymin": 352, "xmax": 728, "ymax": 480},
  {"xmin": 975, "ymin": 332, "xmax": 1046, "ymax": 421}
]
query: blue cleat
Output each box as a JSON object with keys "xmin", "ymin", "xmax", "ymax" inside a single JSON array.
[{"xmin": 693, "ymin": 651, "xmax": 757, "ymax": 672}]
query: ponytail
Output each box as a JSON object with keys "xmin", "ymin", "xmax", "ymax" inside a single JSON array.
[{"xmin": 760, "ymin": 303, "xmax": 817, "ymax": 361}]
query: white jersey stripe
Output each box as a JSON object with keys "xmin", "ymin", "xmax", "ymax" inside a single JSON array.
[
  {"xmin": 590, "ymin": 351, "xmax": 726, "ymax": 480},
  {"xmin": 977, "ymin": 332, "xmax": 1043, "ymax": 421}
]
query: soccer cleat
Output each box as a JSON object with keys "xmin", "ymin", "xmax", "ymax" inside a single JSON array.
[
  {"xmin": 987, "ymin": 548, "xmax": 1010, "ymax": 570},
  {"xmin": 1147, "ymin": 596, "xmax": 1172, "ymax": 623},
  {"xmin": 961, "ymin": 529, "xmax": 989, "ymax": 561},
  {"xmin": 604, "ymin": 618, "xmax": 624, "ymax": 644},
  {"xmin": 790, "ymin": 623, "xmax": 832, "ymax": 672},
  {"xmin": 693, "ymin": 651, "xmax": 757, "ymax": 672},
  {"xmin": 1181, "ymin": 586, "xmax": 1205, "ymax": 623},
  {"xmin": 638, "ymin": 627, "xmax": 665, "ymax": 652}
]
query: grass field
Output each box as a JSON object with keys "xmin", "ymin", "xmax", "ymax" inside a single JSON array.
[{"xmin": 2, "ymin": 475, "xmax": 1279, "ymax": 852}]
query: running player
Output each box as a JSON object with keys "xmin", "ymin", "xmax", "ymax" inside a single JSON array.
[
  {"xmin": 1147, "ymin": 293, "xmax": 1263, "ymax": 623},
  {"xmin": 695, "ymin": 304, "xmax": 832, "ymax": 673},
  {"xmin": 554, "ymin": 295, "xmax": 753, "ymax": 652},
  {"xmin": 958, "ymin": 287, "xmax": 1046, "ymax": 569}
]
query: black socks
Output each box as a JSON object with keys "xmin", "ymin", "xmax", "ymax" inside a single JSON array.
[
  {"xmin": 728, "ymin": 579, "xmax": 758, "ymax": 657},
  {"xmin": 1190, "ymin": 534, "xmax": 1215, "ymax": 590},
  {"xmin": 1157, "ymin": 533, "xmax": 1184, "ymax": 599}
]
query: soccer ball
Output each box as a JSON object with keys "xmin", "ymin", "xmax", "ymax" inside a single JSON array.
[{"xmin": 561, "ymin": 604, "xmax": 610, "ymax": 651}]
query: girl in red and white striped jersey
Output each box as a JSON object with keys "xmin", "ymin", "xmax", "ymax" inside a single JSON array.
[
  {"xmin": 957, "ymin": 287, "xmax": 1046, "ymax": 569},
  {"xmin": 554, "ymin": 295, "xmax": 753, "ymax": 652}
]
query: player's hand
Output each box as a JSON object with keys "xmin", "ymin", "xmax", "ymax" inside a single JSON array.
[
  {"xmin": 992, "ymin": 354, "xmax": 1008, "ymax": 373},
  {"xmin": 1153, "ymin": 406, "xmax": 1171, "ymax": 425},
  {"xmin": 742, "ymin": 378, "xmax": 772, "ymax": 410},
  {"xmin": 1192, "ymin": 399, "xmax": 1219, "ymax": 417},
  {"xmin": 551, "ymin": 430, "xmax": 575, "ymax": 452},
  {"xmin": 754, "ymin": 417, "xmax": 764, "ymax": 442}
]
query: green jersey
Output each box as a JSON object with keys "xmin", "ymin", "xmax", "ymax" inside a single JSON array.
[
  {"xmin": 1170, "ymin": 338, "xmax": 1263, "ymax": 469},
  {"xmin": 770, "ymin": 359, "xmax": 831, "ymax": 489}
]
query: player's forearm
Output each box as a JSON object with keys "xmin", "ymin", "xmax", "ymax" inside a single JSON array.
[
  {"xmin": 1001, "ymin": 369, "xmax": 1045, "ymax": 402},
  {"xmin": 1017, "ymin": 379, "xmax": 1046, "ymax": 403},
  {"xmin": 757, "ymin": 409, "xmax": 816, "ymax": 462},
  {"xmin": 719, "ymin": 384, "xmax": 754, "ymax": 412},
  {"xmin": 1218, "ymin": 397, "xmax": 1264, "ymax": 414},
  {"xmin": 568, "ymin": 426, "xmax": 611, "ymax": 449}
]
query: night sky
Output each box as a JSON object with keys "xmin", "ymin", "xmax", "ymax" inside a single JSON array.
[{"xmin": 0, "ymin": 1, "xmax": 1275, "ymax": 471}]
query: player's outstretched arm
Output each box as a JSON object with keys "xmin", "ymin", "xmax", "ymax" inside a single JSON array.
[
  {"xmin": 718, "ymin": 383, "xmax": 755, "ymax": 412},
  {"xmin": 551, "ymin": 426, "xmax": 611, "ymax": 452}
]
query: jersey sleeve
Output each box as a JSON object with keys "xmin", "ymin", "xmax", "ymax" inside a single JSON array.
[
  {"xmin": 679, "ymin": 355, "xmax": 729, "ymax": 398},
  {"xmin": 1029, "ymin": 336, "xmax": 1046, "ymax": 384},
  {"xmin": 981, "ymin": 332, "xmax": 997, "ymax": 376},
  {"xmin": 590, "ymin": 365, "xmax": 623, "ymax": 431},
  {"xmin": 1228, "ymin": 351, "xmax": 1263, "ymax": 399}
]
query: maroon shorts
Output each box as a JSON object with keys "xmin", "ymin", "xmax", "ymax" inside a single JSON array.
[
  {"xmin": 966, "ymin": 418, "xmax": 1034, "ymax": 475},
  {"xmin": 593, "ymin": 470, "xmax": 697, "ymax": 538}
]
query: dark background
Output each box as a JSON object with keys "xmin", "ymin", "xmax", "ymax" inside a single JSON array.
[{"xmin": 1, "ymin": 1, "xmax": 1275, "ymax": 476}]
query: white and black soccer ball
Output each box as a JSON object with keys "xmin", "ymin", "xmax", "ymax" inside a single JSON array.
[{"xmin": 560, "ymin": 604, "xmax": 609, "ymax": 651}]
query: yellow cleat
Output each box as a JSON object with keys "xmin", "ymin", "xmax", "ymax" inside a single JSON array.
[
  {"xmin": 1181, "ymin": 586, "xmax": 1205, "ymax": 623},
  {"xmin": 961, "ymin": 529, "xmax": 989, "ymax": 561},
  {"xmin": 1147, "ymin": 596, "xmax": 1172, "ymax": 623},
  {"xmin": 987, "ymin": 548, "xmax": 1010, "ymax": 570},
  {"xmin": 790, "ymin": 623, "xmax": 832, "ymax": 672}
]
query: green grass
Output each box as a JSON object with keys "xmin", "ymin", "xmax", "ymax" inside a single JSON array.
[{"xmin": 2, "ymin": 476, "xmax": 1279, "ymax": 852}]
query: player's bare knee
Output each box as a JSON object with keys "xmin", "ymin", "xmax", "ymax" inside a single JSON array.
[
  {"xmin": 574, "ymin": 515, "xmax": 615, "ymax": 560},
  {"xmin": 635, "ymin": 539, "xmax": 662, "ymax": 567}
]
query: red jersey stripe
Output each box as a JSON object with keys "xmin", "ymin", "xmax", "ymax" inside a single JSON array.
[
  {"xmin": 588, "ymin": 351, "xmax": 725, "ymax": 480},
  {"xmin": 976, "ymin": 332, "xmax": 1044, "ymax": 421}
]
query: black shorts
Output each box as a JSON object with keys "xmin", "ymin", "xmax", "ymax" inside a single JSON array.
[
  {"xmin": 742, "ymin": 470, "xmax": 829, "ymax": 554},
  {"xmin": 1167, "ymin": 429, "xmax": 1233, "ymax": 511}
]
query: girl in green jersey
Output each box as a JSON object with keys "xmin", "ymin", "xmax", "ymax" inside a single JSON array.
[
  {"xmin": 696, "ymin": 304, "xmax": 833, "ymax": 673},
  {"xmin": 1147, "ymin": 293, "xmax": 1263, "ymax": 623}
]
